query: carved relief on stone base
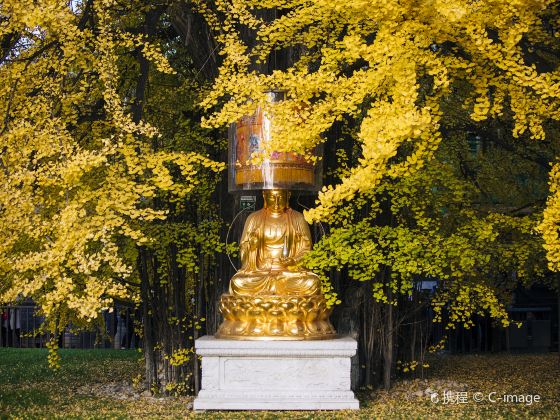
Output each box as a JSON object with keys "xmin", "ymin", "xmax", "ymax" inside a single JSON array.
[{"xmin": 193, "ymin": 336, "xmax": 359, "ymax": 411}]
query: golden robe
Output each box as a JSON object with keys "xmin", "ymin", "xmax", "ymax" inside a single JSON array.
[{"xmin": 229, "ymin": 208, "xmax": 321, "ymax": 296}]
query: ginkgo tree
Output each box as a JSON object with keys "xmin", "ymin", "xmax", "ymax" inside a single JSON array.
[
  {"xmin": 200, "ymin": 0, "xmax": 560, "ymax": 224},
  {"xmin": 0, "ymin": 0, "xmax": 224, "ymax": 380},
  {"xmin": 199, "ymin": 0, "xmax": 560, "ymax": 387},
  {"xmin": 301, "ymin": 122, "xmax": 553, "ymax": 386}
]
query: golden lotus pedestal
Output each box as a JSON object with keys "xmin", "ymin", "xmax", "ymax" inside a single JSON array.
[{"xmin": 216, "ymin": 294, "xmax": 336, "ymax": 340}]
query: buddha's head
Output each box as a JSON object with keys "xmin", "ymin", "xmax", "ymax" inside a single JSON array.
[{"xmin": 263, "ymin": 189, "xmax": 290, "ymax": 213}]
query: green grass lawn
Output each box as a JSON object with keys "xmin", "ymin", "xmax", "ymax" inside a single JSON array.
[{"xmin": 1, "ymin": 348, "xmax": 559, "ymax": 419}]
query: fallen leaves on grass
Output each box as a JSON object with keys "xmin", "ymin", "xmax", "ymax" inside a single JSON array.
[{"xmin": 1, "ymin": 349, "xmax": 559, "ymax": 419}]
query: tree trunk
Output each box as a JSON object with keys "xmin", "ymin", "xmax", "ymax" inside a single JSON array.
[
  {"xmin": 139, "ymin": 248, "xmax": 158, "ymax": 389},
  {"xmin": 383, "ymin": 286, "xmax": 393, "ymax": 390}
]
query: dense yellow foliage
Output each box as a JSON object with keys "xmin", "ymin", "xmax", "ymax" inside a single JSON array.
[
  {"xmin": 302, "ymin": 143, "xmax": 547, "ymax": 326},
  {"xmin": 537, "ymin": 162, "xmax": 560, "ymax": 270},
  {"xmin": 200, "ymin": 0, "xmax": 560, "ymax": 268},
  {"xmin": 0, "ymin": 1, "xmax": 223, "ymax": 335}
]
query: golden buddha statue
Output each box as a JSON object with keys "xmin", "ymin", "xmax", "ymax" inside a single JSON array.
[
  {"xmin": 216, "ymin": 189, "xmax": 336, "ymax": 340},
  {"xmin": 230, "ymin": 189, "xmax": 321, "ymax": 296}
]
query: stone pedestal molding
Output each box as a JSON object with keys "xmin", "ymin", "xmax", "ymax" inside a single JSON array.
[{"xmin": 193, "ymin": 336, "xmax": 359, "ymax": 410}]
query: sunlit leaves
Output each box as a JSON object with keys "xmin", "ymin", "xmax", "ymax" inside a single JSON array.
[
  {"xmin": 0, "ymin": 1, "xmax": 224, "ymax": 341},
  {"xmin": 201, "ymin": 0, "xmax": 560, "ymax": 231}
]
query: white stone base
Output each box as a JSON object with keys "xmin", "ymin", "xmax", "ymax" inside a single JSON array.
[{"xmin": 193, "ymin": 336, "xmax": 359, "ymax": 411}]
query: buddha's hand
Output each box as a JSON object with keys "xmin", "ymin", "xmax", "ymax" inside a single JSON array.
[
  {"xmin": 248, "ymin": 232, "xmax": 259, "ymax": 248},
  {"xmin": 280, "ymin": 257, "xmax": 296, "ymax": 267}
]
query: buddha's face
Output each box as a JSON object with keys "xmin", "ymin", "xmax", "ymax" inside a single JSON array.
[{"xmin": 263, "ymin": 190, "xmax": 289, "ymax": 212}]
